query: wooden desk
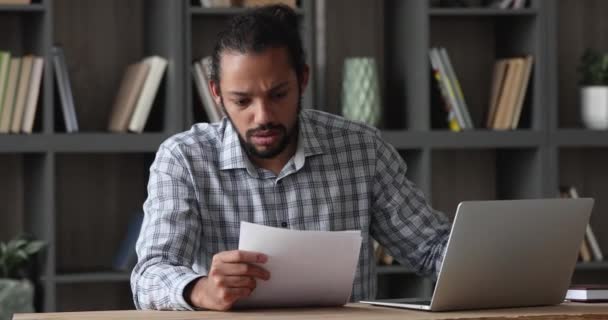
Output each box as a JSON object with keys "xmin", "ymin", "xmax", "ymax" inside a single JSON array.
[{"xmin": 13, "ymin": 303, "xmax": 608, "ymax": 320}]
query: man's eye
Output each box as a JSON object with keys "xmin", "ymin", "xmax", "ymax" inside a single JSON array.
[
  {"xmin": 272, "ymin": 91, "xmax": 287, "ymax": 100},
  {"xmin": 234, "ymin": 99, "xmax": 250, "ymax": 107}
]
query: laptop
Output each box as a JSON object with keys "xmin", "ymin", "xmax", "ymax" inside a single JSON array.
[{"xmin": 360, "ymin": 198, "xmax": 594, "ymax": 311}]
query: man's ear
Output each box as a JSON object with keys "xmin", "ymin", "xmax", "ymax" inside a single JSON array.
[
  {"xmin": 299, "ymin": 64, "xmax": 310, "ymax": 93},
  {"xmin": 209, "ymin": 80, "xmax": 222, "ymax": 106}
]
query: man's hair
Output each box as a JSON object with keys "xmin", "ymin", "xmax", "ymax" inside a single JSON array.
[{"xmin": 210, "ymin": 4, "xmax": 306, "ymax": 91}]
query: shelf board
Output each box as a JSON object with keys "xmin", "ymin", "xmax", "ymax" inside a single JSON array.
[
  {"xmin": 575, "ymin": 261, "xmax": 608, "ymax": 271},
  {"xmin": 381, "ymin": 130, "xmax": 543, "ymax": 149},
  {"xmin": 376, "ymin": 265, "xmax": 414, "ymax": 275},
  {"xmin": 53, "ymin": 271, "xmax": 131, "ymax": 284},
  {"xmin": 429, "ymin": 8, "xmax": 538, "ymax": 16},
  {"xmin": 190, "ymin": 6, "xmax": 304, "ymax": 16},
  {"xmin": 554, "ymin": 129, "xmax": 608, "ymax": 147},
  {"xmin": 0, "ymin": 4, "xmax": 45, "ymax": 12},
  {"xmin": 52, "ymin": 133, "xmax": 169, "ymax": 153},
  {"xmin": 0, "ymin": 134, "xmax": 51, "ymax": 153}
]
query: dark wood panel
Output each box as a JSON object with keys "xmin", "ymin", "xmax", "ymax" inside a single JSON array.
[
  {"xmin": 560, "ymin": 148, "xmax": 608, "ymax": 254},
  {"xmin": 431, "ymin": 150, "xmax": 497, "ymax": 220},
  {"xmin": 55, "ymin": 154, "xmax": 147, "ymax": 271},
  {"xmin": 324, "ymin": 0, "xmax": 384, "ymax": 116},
  {"xmin": 0, "ymin": 155, "xmax": 24, "ymax": 242},
  {"xmin": 53, "ymin": 0, "xmax": 145, "ymax": 131},
  {"xmin": 56, "ymin": 282, "xmax": 133, "ymax": 312},
  {"xmin": 558, "ymin": 0, "xmax": 608, "ymax": 128}
]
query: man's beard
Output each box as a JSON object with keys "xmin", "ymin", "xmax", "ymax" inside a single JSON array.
[{"xmin": 222, "ymin": 96, "xmax": 302, "ymax": 159}]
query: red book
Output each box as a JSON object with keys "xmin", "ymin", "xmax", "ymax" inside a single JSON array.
[{"xmin": 566, "ymin": 285, "xmax": 608, "ymax": 302}]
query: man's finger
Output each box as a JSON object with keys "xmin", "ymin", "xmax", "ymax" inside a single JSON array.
[
  {"xmin": 216, "ymin": 262, "xmax": 270, "ymax": 280},
  {"xmin": 216, "ymin": 250, "xmax": 268, "ymax": 264},
  {"xmin": 221, "ymin": 276, "xmax": 257, "ymax": 289}
]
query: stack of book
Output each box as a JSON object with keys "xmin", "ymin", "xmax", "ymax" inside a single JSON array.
[
  {"xmin": 107, "ymin": 56, "xmax": 168, "ymax": 133},
  {"xmin": 559, "ymin": 186, "xmax": 604, "ymax": 263},
  {"xmin": 429, "ymin": 47, "xmax": 474, "ymax": 131},
  {"xmin": 486, "ymin": 55, "xmax": 534, "ymax": 130},
  {"xmin": 192, "ymin": 56, "xmax": 224, "ymax": 123},
  {"xmin": 198, "ymin": 0, "xmax": 297, "ymax": 8},
  {"xmin": 0, "ymin": 51, "xmax": 44, "ymax": 134}
]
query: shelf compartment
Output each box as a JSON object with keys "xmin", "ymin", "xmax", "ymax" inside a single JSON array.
[
  {"xmin": 55, "ymin": 153, "xmax": 152, "ymax": 273},
  {"xmin": 559, "ymin": 147, "xmax": 608, "ymax": 260},
  {"xmin": 52, "ymin": 0, "xmax": 166, "ymax": 133},
  {"xmin": 429, "ymin": 14, "xmax": 539, "ymax": 131},
  {"xmin": 431, "ymin": 147, "xmax": 542, "ymax": 220}
]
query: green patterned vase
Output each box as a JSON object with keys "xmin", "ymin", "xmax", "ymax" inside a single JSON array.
[
  {"xmin": 0, "ymin": 279, "xmax": 34, "ymax": 320},
  {"xmin": 341, "ymin": 57, "xmax": 382, "ymax": 127}
]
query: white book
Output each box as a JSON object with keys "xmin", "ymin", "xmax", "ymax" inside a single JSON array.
[
  {"xmin": 10, "ymin": 55, "xmax": 33, "ymax": 133},
  {"xmin": 128, "ymin": 56, "xmax": 168, "ymax": 133},
  {"xmin": 439, "ymin": 47, "xmax": 474, "ymax": 129},
  {"xmin": 21, "ymin": 56, "xmax": 44, "ymax": 134},
  {"xmin": 53, "ymin": 46, "xmax": 78, "ymax": 133},
  {"xmin": 586, "ymin": 224, "xmax": 604, "ymax": 261},
  {"xmin": 566, "ymin": 286, "xmax": 608, "ymax": 301},
  {"xmin": 200, "ymin": 56, "xmax": 225, "ymax": 120},
  {"xmin": 193, "ymin": 62, "xmax": 221, "ymax": 122}
]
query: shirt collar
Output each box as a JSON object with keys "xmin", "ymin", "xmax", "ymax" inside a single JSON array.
[{"xmin": 219, "ymin": 110, "xmax": 325, "ymax": 173}]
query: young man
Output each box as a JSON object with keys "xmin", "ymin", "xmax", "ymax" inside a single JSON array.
[{"xmin": 131, "ymin": 4, "xmax": 450, "ymax": 311}]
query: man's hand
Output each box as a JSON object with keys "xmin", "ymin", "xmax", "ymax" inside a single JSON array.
[{"xmin": 187, "ymin": 250, "xmax": 270, "ymax": 311}]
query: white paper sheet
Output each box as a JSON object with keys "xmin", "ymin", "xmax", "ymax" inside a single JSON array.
[{"xmin": 235, "ymin": 221, "xmax": 362, "ymax": 308}]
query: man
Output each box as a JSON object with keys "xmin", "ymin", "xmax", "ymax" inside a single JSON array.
[{"xmin": 131, "ymin": 4, "xmax": 450, "ymax": 311}]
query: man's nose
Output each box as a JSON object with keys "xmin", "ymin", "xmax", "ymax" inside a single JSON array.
[{"xmin": 253, "ymin": 99, "xmax": 274, "ymax": 125}]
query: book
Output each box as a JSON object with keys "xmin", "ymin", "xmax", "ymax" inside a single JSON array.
[
  {"xmin": 566, "ymin": 285, "xmax": 608, "ymax": 302},
  {"xmin": 0, "ymin": 57, "xmax": 21, "ymax": 133},
  {"xmin": 21, "ymin": 56, "xmax": 44, "ymax": 134},
  {"xmin": 439, "ymin": 47, "xmax": 474, "ymax": 129},
  {"xmin": 193, "ymin": 57, "xmax": 223, "ymax": 123},
  {"xmin": 128, "ymin": 56, "xmax": 168, "ymax": 133},
  {"xmin": 10, "ymin": 55, "xmax": 33, "ymax": 133},
  {"xmin": 108, "ymin": 61, "xmax": 150, "ymax": 132},
  {"xmin": 241, "ymin": 0, "xmax": 297, "ymax": 8},
  {"xmin": 0, "ymin": 0, "xmax": 31, "ymax": 4},
  {"xmin": 112, "ymin": 210, "xmax": 144, "ymax": 271},
  {"xmin": 486, "ymin": 59, "xmax": 509, "ymax": 128},
  {"xmin": 429, "ymin": 51, "xmax": 461, "ymax": 132},
  {"xmin": 493, "ymin": 58, "xmax": 523, "ymax": 130},
  {"xmin": 511, "ymin": 55, "xmax": 534, "ymax": 129},
  {"xmin": 53, "ymin": 46, "xmax": 79, "ymax": 133},
  {"xmin": 0, "ymin": 51, "xmax": 11, "ymax": 128},
  {"xmin": 430, "ymin": 48, "xmax": 467, "ymax": 129}
]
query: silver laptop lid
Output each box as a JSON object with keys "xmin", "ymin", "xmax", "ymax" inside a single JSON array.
[{"xmin": 430, "ymin": 198, "xmax": 594, "ymax": 311}]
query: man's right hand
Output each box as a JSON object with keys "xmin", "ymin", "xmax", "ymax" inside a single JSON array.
[{"xmin": 187, "ymin": 250, "xmax": 270, "ymax": 311}]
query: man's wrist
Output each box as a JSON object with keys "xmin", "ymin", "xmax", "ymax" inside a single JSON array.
[{"xmin": 183, "ymin": 276, "xmax": 205, "ymax": 309}]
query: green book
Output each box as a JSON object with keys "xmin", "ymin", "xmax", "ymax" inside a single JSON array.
[{"xmin": 0, "ymin": 51, "xmax": 12, "ymax": 127}]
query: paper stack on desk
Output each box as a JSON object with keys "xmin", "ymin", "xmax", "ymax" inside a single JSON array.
[{"xmin": 235, "ymin": 221, "xmax": 362, "ymax": 308}]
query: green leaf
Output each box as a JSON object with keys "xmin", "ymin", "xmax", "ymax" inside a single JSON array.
[{"xmin": 24, "ymin": 241, "xmax": 45, "ymax": 255}]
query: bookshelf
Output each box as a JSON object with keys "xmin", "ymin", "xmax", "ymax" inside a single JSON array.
[
  {"xmin": 0, "ymin": 0, "xmax": 316, "ymax": 312},
  {"xmin": 321, "ymin": 0, "xmax": 608, "ymax": 299}
]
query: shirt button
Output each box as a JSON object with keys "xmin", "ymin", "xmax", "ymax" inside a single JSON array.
[{"xmin": 281, "ymin": 221, "xmax": 288, "ymax": 228}]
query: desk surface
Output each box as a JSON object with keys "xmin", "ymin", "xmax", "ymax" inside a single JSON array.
[{"xmin": 13, "ymin": 303, "xmax": 608, "ymax": 320}]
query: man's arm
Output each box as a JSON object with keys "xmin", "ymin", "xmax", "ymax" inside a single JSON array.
[
  {"xmin": 130, "ymin": 144, "xmax": 204, "ymax": 310},
  {"xmin": 370, "ymin": 136, "xmax": 451, "ymax": 278}
]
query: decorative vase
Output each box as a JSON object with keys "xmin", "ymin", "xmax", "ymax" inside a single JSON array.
[
  {"xmin": 580, "ymin": 86, "xmax": 608, "ymax": 130},
  {"xmin": 341, "ymin": 57, "xmax": 382, "ymax": 127},
  {"xmin": 0, "ymin": 279, "xmax": 34, "ymax": 320}
]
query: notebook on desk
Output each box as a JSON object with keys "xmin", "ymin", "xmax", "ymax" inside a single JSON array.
[{"xmin": 361, "ymin": 198, "xmax": 595, "ymax": 312}]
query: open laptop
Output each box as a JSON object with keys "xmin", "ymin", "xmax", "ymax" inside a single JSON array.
[{"xmin": 361, "ymin": 198, "xmax": 594, "ymax": 311}]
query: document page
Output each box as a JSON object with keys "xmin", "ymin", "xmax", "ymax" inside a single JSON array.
[{"xmin": 235, "ymin": 221, "xmax": 362, "ymax": 308}]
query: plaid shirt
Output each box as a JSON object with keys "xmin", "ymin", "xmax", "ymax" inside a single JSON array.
[{"xmin": 131, "ymin": 109, "xmax": 450, "ymax": 310}]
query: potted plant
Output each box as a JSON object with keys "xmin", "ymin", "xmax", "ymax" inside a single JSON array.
[
  {"xmin": 0, "ymin": 237, "xmax": 44, "ymax": 320},
  {"xmin": 578, "ymin": 49, "xmax": 608, "ymax": 130}
]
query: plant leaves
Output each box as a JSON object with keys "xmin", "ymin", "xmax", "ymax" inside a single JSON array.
[{"xmin": 24, "ymin": 241, "xmax": 45, "ymax": 255}]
